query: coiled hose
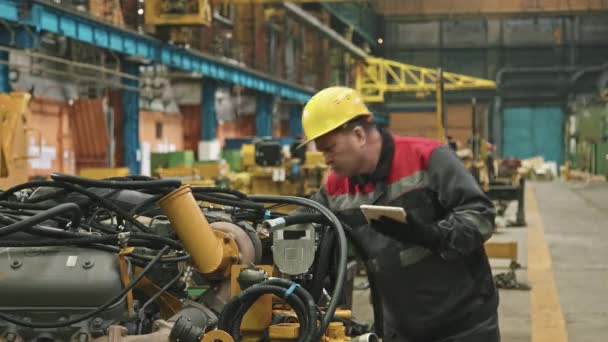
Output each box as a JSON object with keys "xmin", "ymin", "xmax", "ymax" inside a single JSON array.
[
  {"xmin": 218, "ymin": 278, "xmax": 318, "ymax": 342},
  {"xmin": 249, "ymin": 195, "xmax": 347, "ymax": 337}
]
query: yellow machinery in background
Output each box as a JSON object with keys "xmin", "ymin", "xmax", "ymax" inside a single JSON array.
[
  {"xmin": 0, "ymin": 92, "xmax": 35, "ymax": 190},
  {"xmin": 155, "ymin": 161, "xmax": 230, "ymax": 187},
  {"xmin": 144, "ymin": 0, "xmax": 212, "ymax": 45},
  {"xmin": 230, "ymin": 142, "xmax": 327, "ymax": 197},
  {"xmin": 78, "ymin": 167, "xmax": 131, "ymax": 179},
  {"xmin": 145, "ymin": 0, "xmax": 212, "ymax": 25}
]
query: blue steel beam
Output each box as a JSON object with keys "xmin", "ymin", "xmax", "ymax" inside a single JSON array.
[
  {"xmin": 256, "ymin": 93, "xmax": 273, "ymax": 137},
  {"xmin": 289, "ymin": 105, "xmax": 303, "ymax": 137},
  {"xmin": 122, "ymin": 61, "xmax": 140, "ymax": 175},
  {"xmin": 201, "ymin": 78, "xmax": 217, "ymax": 141},
  {"xmin": 0, "ymin": 51, "xmax": 9, "ymax": 92},
  {"xmin": 0, "ymin": 0, "xmax": 313, "ymax": 102}
]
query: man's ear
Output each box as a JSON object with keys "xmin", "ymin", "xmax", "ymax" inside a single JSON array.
[{"xmin": 352, "ymin": 126, "xmax": 367, "ymax": 147}]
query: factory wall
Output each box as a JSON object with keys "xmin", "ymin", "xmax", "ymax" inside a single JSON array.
[
  {"xmin": 389, "ymin": 103, "xmax": 486, "ymax": 146},
  {"xmin": 27, "ymin": 98, "xmax": 75, "ymax": 178}
]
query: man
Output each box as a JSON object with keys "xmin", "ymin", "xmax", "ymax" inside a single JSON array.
[{"xmin": 300, "ymin": 87, "xmax": 500, "ymax": 342}]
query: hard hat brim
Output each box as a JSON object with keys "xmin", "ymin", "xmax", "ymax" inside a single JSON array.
[{"xmin": 297, "ymin": 112, "xmax": 373, "ymax": 150}]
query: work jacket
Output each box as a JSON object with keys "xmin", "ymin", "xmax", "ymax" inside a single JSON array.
[{"xmin": 312, "ymin": 130, "xmax": 499, "ymax": 341}]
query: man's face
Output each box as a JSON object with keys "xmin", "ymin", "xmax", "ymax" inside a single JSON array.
[{"xmin": 314, "ymin": 127, "xmax": 365, "ymax": 177}]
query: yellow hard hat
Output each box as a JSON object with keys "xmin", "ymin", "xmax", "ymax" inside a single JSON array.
[{"xmin": 301, "ymin": 87, "xmax": 373, "ymax": 145}]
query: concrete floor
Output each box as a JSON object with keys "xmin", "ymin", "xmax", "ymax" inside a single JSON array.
[
  {"xmin": 535, "ymin": 181, "xmax": 608, "ymax": 342},
  {"xmin": 351, "ymin": 180, "xmax": 608, "ymax": 342}
]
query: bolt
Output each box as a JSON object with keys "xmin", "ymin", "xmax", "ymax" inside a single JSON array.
[
  {"xmin": 10, "ymin": 259, "xmax": 22, "ymax": 269},
  {"xmin": 92, "ymin": 317, "xmax": 104, "ymax": 329},
  {"xmin": 223, "ymin": 236, "xmax": 231, "ymax": 244},
  {"xmin": 82, "ymin": 260, "xmax": 94, "ymax": 269}
]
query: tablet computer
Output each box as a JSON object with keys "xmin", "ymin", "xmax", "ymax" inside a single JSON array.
[{"xmin": 360, "ymin": 204, "xmax": 407, "ymax": 224}]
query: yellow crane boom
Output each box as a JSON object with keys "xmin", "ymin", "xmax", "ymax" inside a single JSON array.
[{"xmin": 355, "ymin": 57, "xmax": 496, "ymax": 103}]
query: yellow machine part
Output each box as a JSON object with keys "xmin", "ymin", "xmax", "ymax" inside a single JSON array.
[
  {"xmin": 241, "ymin": 144, "xmax": 255, "ymax": 171},
  {"xmin": 144, "ymin": 0, "xmax": 212, "ymax": 26},
  {"xmin": 303, "ymin": 151, "xmax": 324, "ymax": 168},
  {"xmin": 230, "ymin": 265, "xmax": 274, "ymax": 336},
  {"xmin": 156, "ymin": 166, "xmax": 197, "ymax": 179},
  {"xmin": 193, "ymin": 161, "xmax": 228, "ymax": 180},
  {"xmin": 158, "ymin": 186, "xmax": 239, "ymax": 275},
  {"xmin": 0, "ymin": 92, "xmax": 32, "ymax": 189},
  {"xmin": 78, "ymin": 167, "xmax": 130, "ymax": 179}
]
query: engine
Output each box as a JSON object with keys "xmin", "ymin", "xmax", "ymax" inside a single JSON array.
[{"xmin": 0, "ymin": 174, "xmax": 376, "ymax": 342}]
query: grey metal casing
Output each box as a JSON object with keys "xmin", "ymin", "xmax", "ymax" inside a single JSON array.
[
  {"xmin": 0, "ymin": 246, "xmax": 123, "ymax": 307},
  {"xmin": 272, "ymin": 223, "xmax": 316, "ymax": 275}
]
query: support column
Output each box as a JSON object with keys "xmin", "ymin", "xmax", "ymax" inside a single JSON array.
[
  {"xmin": 256, "ymin": 93, "xmax": 273, "ymax": 137},
  {"xmin": 201, "ymin": 77, "xmax": 217, "ymax": 140},
  {"xmin": 0, "ymin": 51, "xmax": 10, "ymax": 93},
  {"xmin": 289, "ymin": 104, "xmax": 303, "ymax": 137},
  {"xmin": 122, "ymin": 61, "xmax": 140, "ymax": 175}
]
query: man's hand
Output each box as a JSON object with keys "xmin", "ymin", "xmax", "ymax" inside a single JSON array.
[{"xmin": 370, "ymin": 214, "xmax": 443, "ymax": 250}]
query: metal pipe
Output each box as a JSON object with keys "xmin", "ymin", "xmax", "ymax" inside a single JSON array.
[
  {"xmin": 0, "ymin": 60, "xmax": 140, "ymax": 92},
  {"xmin": 283, "ymin": 3, "xmax": 369, "ymax": 60},
  {"xmin": 495, "ymin": 66, "xmax": 582, "ymax": 86},
  {"xmin": 0, "ymin": 45, "xmax": 138, "ymax": 81},
  {"xmin": 569, "ymin": 62, "xmax": 608, "ymax": 84}
]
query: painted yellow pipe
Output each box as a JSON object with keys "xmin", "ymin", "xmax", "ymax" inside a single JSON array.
[{"xmin": 158, "ymin": 185, "xmax": 223, "ymax": 274}]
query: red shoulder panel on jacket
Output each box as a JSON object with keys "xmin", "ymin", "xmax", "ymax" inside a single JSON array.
[
  {"xmin": 323, "ymin": 135, "xmax": 443, "ymax": 195},
  {"xmin": 388, "ymin": 136, "xmax": 442, "ymax": 184}
]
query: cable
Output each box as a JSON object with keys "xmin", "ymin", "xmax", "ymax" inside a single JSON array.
[
  {"xmin": 191, "ymin": 186, "xmax": 249, "ymax": 199},
  {"xmin": 137, "ymin": 269, "xmax": 184, "ymax": 334},
  {"xmin": 218, "ymin": 278, "xmax": 318, "ymax": 342},
  {"xmin": 249, "ymin": 195, "xmax": 347, "ymax": 336},
  {"xmin": 87, "ymin": 244, "xmax": 190, "ymax": 264},
  {"xmin": 0, "ymin": 180, "xmax": 154, "ymax": 233},
  {"xmin": 129, "ymin": 194, "xmax": 165, "ymax": 216},
  {"xmin": 0, "ymin": 235, "xmax": 118, "ymax": 247},
  {"xmin": 0, "ymin": 201, "xmax": 56, "ymax": 210},
  {"xmin": 0, "ymin": 203, "xmax": 82, "ymax": 237},
  {"xmin": 309, "ymin": 226, "xmax": 336, "ymax": 303},
  {"xmin": 0, "ymin": 245, "xmax": 170, "ymax": 328},
  {"xmin": 50, "ymin": 173, "xmax": 182, "ymax": 190},
  {"xmin": 193, "ymin": 193, "xmax": 264, "ymax": 211}
]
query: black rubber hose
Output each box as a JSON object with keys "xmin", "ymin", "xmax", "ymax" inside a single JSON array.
[
  {"xmin": 26, "ymin": 189, "xmax": 69, "ymax": 203},
  {"xmin": 0, "ymin": 181, "xmax": 154, "ymax": 233},
  {"xmin": 130, "ymin": 232, "xmax": 183, "ymax": 250},
  {"xmin": 248, "ymin": 195, "xmax": 347, "ymax": 336},
  {"xmin": 309, "ymin": 226, "xmax": 336, "ymax": 303},
  {"xmin": 283, "ymin": 213, "xmax": 329, "ymax": 226},
  {"xmin": 225, "ymin": 285, "xmax": 310, "ymax": 338},
  {"xmin": 0, "ymin": 246, "xmax": 170, "ymax": 328},
  {"xmin": 86, "ymin": 244, "xmax": 190, "ymax": 264},
  {"xmin": 191, "ymin": 186, "xmax": 249, "ymax": 199},
  {"xmin": 218, "ymin": 281, "xmax": 317, "ymax": 342},
  {"xmin": 129, "ymin": 194, "xmax": 165, "ymax": 216},
  {"xmin": 0, "ymin": 203, "xmax": 82, "ymax": 237},
  {"xmin": 263, "ymin": 278, "xmax": 318, "ymax": 337},
  {"xmin": 51, "ymin": 173, "xmax": 182, "ymax": 190},
  {"xmin": 193, "ymin": 193, "xmax": 264, "ymax": 211},
  {"xmin": 0, "ymin": 201, "xmax": 56, "ymax": 210},
  {"xmin": 0, "ymin": 235, "xmax": 118, "ymax": 247}
]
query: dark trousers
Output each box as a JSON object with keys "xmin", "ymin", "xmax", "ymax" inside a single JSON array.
[{"xmin": 383, "ymin": 314, "xmax": 500, "ymax": 342}]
